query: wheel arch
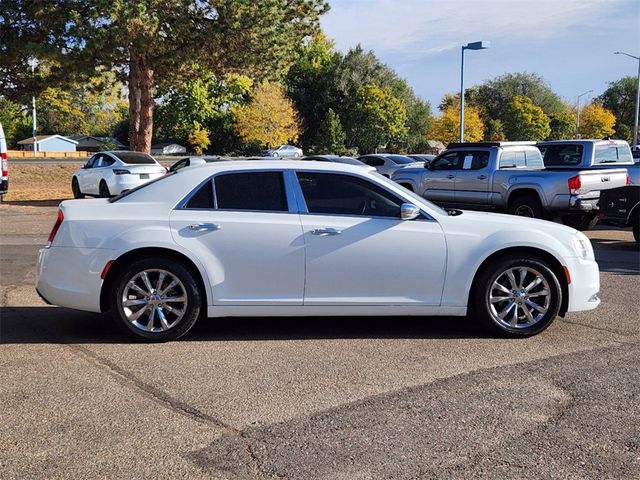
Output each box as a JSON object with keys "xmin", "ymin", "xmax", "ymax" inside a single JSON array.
[
  {"xmin": 467, "ymin": 246, "xmax": 569, "ymax": 317},
  {"xmin": 100, "ymin": 246, "xmax": 210, "ymax": 313},
  {"xmin": 506, "ymin": 186, "xmax": 546, "ymax": 209},
  {"xmin": 626, "ymin": 202, "xmax": 640, "ymax": 226}
]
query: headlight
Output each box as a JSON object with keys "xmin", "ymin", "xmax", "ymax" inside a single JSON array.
[{"xmin": 571, "ymin": 236, "xmax": 593, "ymax": 259}]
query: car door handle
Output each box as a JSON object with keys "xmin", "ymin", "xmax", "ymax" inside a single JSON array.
[
  {"xmin": 311, "ymin": 228, "xmax": 342, "ymax": 236},
  {"xmin": 446, "ymin": 174, "xmax": 455, "ymax": 179},
  {"xmin": 477, "ymin": 175, "xmax": 488, "ymax": 179},
  {"xmin": 188, "ymin": 223, "xmax": 221, "ymax": 232}
]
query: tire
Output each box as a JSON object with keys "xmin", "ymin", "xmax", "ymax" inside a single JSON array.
[
  {"xmin": 109, "ymin": 256, "xmax": 203, "ymax": 342},
  {"xmin": 272, "ymin": 152, "xmax": 279, "ymax": 158},
  {"xmin": 508, "ymin": 195, "xmax": 544, "ymax": 219},
  {"xmin": 633, "ymin": 218, "xmax": 639, "ymax": 248},
  {"xmin": 293, "ymin": 152, "xmax": 300, "ymax": 158},
  {"xmin": 472, "ymin": 254, "xmax": 562, "ymax": 337},
  {"xmin": 561, "ymin": 213, "xmax": 598, "ymax": 231},
  {"xmin": 399, "ymin": 183, "xmax": 414, "ymax": 192},
  {"xmin": 72, "ymin": 177, "xmax": 84, "ymax": 199},
  {"xmin": 99, "ymin": 180, "xmax": 111, "ymax": 198}
]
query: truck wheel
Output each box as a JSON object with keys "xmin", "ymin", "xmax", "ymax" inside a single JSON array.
[
  {"xmin": 509, "ymin": 195, "xmax": 544, "ymax": 219},
  {"xmin": 473, "ymin": 253, "xmax": 562, "ymax": 337},
  {"xmin": 561, "ymin": 213, "xmax": 597, "ymax": 231}
]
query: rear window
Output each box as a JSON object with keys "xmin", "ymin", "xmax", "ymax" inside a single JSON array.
[
  {"xmin": 594, "ymin": 145, "xmax": 633, "ymax": 164},
  {"xmin": 541, "ymin": 144, "xmax": 583, "ymax": 166},
  {"xmin": 214, "ymin": 172, "xmax": 288, "ymax": 211},
  {"xmin": 113, "ymin": 152, "xmax": 157, "ymax": 164},
  {"xmin": 386, "ymin": 155, "xmax": 415, "ymax": 165}
]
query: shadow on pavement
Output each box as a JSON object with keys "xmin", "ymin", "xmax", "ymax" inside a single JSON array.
[
  {"xmin": 0, "ymin": 305, "xmax": 489, "ymax": 344},
  {"xmin": 591, "ymin": 239, "xmax": 640, "ymax": 274}
]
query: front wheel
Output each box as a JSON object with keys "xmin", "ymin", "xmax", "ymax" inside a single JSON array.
[
  {"xmin": 472, "ymin": 254, "xmax": 562, "ymax": 337},
  {"xmin": 109, "ymin": 257, "xmax": 203, "ymax": 341}
]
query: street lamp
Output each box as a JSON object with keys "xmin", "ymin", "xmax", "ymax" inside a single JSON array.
[
  {"xmin": 27, "ymin": 58, "xmax": 39, "ymax": 157},
  {"xmin": 460, "ymin": 41, "xmax": 490, "ymax": 142},
  {"xmin": 576, "ymin": 89, "xmax": 593, "ymax": 139},
  {"xmin": 614, "ymin": 51, "xmax": 640, "ymax": 148}
]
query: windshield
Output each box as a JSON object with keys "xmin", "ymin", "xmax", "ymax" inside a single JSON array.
[
  {"xmin": 113, "ymin": 151, "xmax": 158, "ymax": 165},
  {"xmin": 371, "ymin": 172, "xmax": 448, "ymax": 216},
  {"xmin": 386, "ymin": 155, "xmax": 416, "ymax": 165},
  {"xmin": 109, "ymin": 172, "xmax": 175, "ymax": 202}
]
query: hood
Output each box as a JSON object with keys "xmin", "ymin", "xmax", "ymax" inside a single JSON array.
[{"xmin": 449, "ymin": 210, "xmax": 577, "ymax": 236}]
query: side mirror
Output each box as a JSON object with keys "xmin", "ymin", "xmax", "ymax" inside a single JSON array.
[{"xmin": 400, "ymin": 203, "xmax": 421, "ymax": 221}]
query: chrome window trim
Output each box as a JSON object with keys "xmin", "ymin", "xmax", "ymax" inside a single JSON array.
[{"xmin": 292, "ymin": 169, "xmax": 436, "ymax": 222}]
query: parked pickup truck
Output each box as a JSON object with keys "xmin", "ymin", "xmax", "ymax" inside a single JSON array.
[
  {"xmin": 537, "ymin": 139, "xmax": 639, "ymax": 185},
  {"xmin": 391, "ymin": 142, "xmax": 629, "ymax": 228},
  {"xmin": 0, "ymin": 122, "xmax": 8, "ymax": 203},
  {"xmin": 598, "ymin": 185, "xmax": 639, "ymax": 247}
]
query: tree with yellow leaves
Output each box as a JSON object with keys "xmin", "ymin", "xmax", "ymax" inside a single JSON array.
[
  {"xmin": 187, "ymin": 121, "xmax": 211, "ymax": 155},
  {"xmin": 428, "ymin": 102, "xmax": 484, "ymax": 145},
  {"xmin": 579, "ymin": 103, "xmax": 616, "ymax": 139},
  {"xmin": 234, "ymin": 82, "xmax": 301, "ymax": 148}
]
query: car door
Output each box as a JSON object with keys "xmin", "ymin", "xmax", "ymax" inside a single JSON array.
[
  {"xmin": 170, "ymin": 170, "xmax": 305, "ymax": 305},
  {"xmin": 295, "ymin": 171, "xmax": 447, "ymax": 305},
  {"xmin": 77, "ymin": 154, "xmax": 101, "ymax": 195},
  {"xmin": 420, "ymin": 151, "xmax": 461, "ymax": 204},
  {"xmin": 453, "ymin": 150, "xmax": 491, "ymax": 205}
]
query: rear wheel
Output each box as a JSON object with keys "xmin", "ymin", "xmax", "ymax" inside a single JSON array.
[
  {"xmin": 71, "ymin": 177, "xmax": 84, "ymax": 199},
  {"xmin": 109, "ymin": 257, "xmax": 202, "ymax": 342},
  {"xmin": 509, "ymin": 195, "xmax": 544, "ymax": 219},
  {"xmin": 473, "ymin": 254, "xmax": 562, "ymax": 337},
  {"xmin": 633, "ymin": 217, "xmax": 639, "ymax": 247},
  {"xmin": 99, "ymin": 180, "xmax": 111, "ymax": 198},
  {"xmin": 561, "ymin": 213, "xmax": 598, "ymax": 231}
]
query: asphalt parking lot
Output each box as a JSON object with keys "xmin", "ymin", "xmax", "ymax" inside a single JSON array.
[{"xmin": 1, "ymin": 203, "xmax": 639, "ymax": 479}]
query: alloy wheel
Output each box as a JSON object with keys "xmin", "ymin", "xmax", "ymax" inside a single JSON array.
[{"xmin": 514, "ymin": 205, "xmax": 535, "ymax": 217}]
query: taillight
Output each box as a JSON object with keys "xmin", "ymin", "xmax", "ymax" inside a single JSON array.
[
  {"xmin": 568, "ymin": 175, "xmax": 581, "ymax": 195},
  {"xmin": 113, "ymin": 169, "xmax": 131, "ymax": 175},
  {"xmin": 47, "ymin": 209, "xmax": 64, "ymax": 247},
  {"xmin": 1, "ymin": 152, "xmax": 7, "ymax": 177},
  {"xmin": 626, "ymin": 173, "xmax": 630, "ymax": 185}
]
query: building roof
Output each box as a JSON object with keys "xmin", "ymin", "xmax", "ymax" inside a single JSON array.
[
  {"xmin": 17, "ymin": 134, "xmax": 78, "ymax": 145},
  {"xmin": 68, "ymin": 135, "xmax": 125, "ymax": 146},
  {"xmin": 151, "ymin": 141, "xmax": 185, "ymax": 148}
]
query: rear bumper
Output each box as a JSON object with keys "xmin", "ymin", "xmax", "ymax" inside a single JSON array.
[
  {"xmin": 110, "ymin": 174, "xmax": 163, "ymax": 194},
  {"xmin": 565, "ymin": 256, "xmax": 600, "ymax": 312},
  {"xmin": 36, "ymin": 246, "xmax": 115, "ymax": 313},
  {"xmin": 549, "ymin": 194, "xmax": 599, "ymax": 213}
]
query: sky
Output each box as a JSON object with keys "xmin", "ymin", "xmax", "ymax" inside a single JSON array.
[{"xmin": 321, "ymin": 0, "xmax": 640, "ymax": 110}]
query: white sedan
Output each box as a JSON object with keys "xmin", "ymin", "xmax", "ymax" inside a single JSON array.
[
  {"xmin": 38, "ymin": 161, "xmax": 600, "ymax": 341},
  {"xmin": 72, "ymin": 151, "xmax": 167, "ymax": 198}
]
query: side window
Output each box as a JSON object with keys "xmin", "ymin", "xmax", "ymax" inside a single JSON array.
[
  {"xmin": 431, "ymin": 152, "xmax": 462, "ymax": 170},
  {"xmin": 543, "ymin": 145, "xmax": 583, "ymax": 166},
  {"xmin": 214, "ymin": 172, "xmax": 288, "ymax": 212},
  {"xmin": 85, "ymin": 155, "xmax": 98, "ymax": 168},
  {"xmin": 297, "ymin": 172, "xmax": 403, "ymax": 218},
  {"xmin": 515, "ymin": 151, "xmax": 526, "ymax": 168},
  {"xmin": 500, "ymin": 151, "xmax": 517, "ymax": 168},
  {"xmin": 461, "ymin": 151, "xmax": 490, "ymax": 170},
  {"xmin": 102, "ymin": 157, "xmax": 115, "ymax": 167},
  {"xmin": 361, "ymin": 156, "xmax": 384, "ymax": 167},
  {"xmin": 92, "ymin": 154, "xmax": 105, "ymax": 168},
  {"xmin": 184, "ymin": 180, "xmax": 214, "ymax": 209},
  {"xmin": 525, "ymin": 149, "xmax": 544, "ymax": 168}
]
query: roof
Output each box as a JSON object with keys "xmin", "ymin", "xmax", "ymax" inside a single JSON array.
[
  {"xmin": 447, "ymin": 142, "xmax": 537, "ymax": 149},
  {"xmin": 180, "ymin": 160, "xmax": 371, "ymax": 175},
  {"xmin": 17, "ymin": 134, "xmax": 78, "ymax": 145},
  {"xmin": 537, "ymin": 139, "xmax": 630, "ymax": 146},
  {"xmin": 68, "ymin": 135, "xmax": 125, "ymax": 146}
]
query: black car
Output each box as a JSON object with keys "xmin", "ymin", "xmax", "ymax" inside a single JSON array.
[{"xmin": 598, "ymin": 185, "xmax": 639, "ymax": 247}]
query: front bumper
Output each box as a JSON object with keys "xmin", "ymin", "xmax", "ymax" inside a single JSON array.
[
  {"xmin": 565, "ymin": 256, "xmax": 600, "ymax": 312},
  {"xmin": 36, "ymin": 246, "xmax": 115, "ymax": 313}
]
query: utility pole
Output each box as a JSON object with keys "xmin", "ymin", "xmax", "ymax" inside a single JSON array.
[
  {"xmin": 28, "ymin": 58, "xmax": 38, "ymax": 157},
  {"xmin": 576, "ymin": 90, "xmax": 593, "ymax": 139},
  {"xmin": 459, "ymin": 41, "xmax": 490, "ymax": 142}
]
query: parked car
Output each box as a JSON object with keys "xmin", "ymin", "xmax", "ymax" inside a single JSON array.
[
  {"xmin": 537, "ymin": 139, "xmax": 639, "ymax": 185},
  {"xmin": 358, "ymin": 154, "xmax": 423, "ymax": 177},
  {"xmin": 0, "ymin": 122, "xmax": 7, "ymax": 203},
  {"xmin": 408, "ymin": 154, "xmax": 436, "ymax": 165},
  {"xmin": 302, "ymin": 155, "xmax": 373, "ymax": 170},
  {"xmin": 168, "ymin": 156, "xmax": 231, "ymax": 173},
  {"xmin": 391, "ymin": 142, "xmax": 629, "ymax": 229},
  {"xmin": 598, "ymin": 185, "xmax": 639, "ymax": 247},
  {"xmin": 72, "ymin": 151, "xmax": 167, "ymax": 198},
  {"xmin": 262, "ymin": 145, "xmax": 303, "ymax": 158},
  {"xmin": 37, "ymin": 161, "xmax": 600, "ymax": 342}
]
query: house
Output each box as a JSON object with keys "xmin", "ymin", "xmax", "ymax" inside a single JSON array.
[
  {"xmin": 17, "ymin": 135, "xmax": 78, "ymax": 152},
  {"xmin": 68, "ymin": 135, "xmax": 125, "ymax": 152},
  {"xmin": 422, "ymin": 140, "xmax": 445, "ymax": 154},
  {"xmin": 151, "ymin": 142, "xmax": 187, "ymax": 155}
]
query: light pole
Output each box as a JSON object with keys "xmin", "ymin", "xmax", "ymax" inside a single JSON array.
[
  {"xmin": 614, "ymin": 51, "xmax": 640, "ymax": 148},
  {"xmin": 27, "ymin": 58, "xmax": 38, "ymax": 157},
  {"xmin": 576, "ymin": 89, "xmax": 593, "ymax": 139},
  {"xmin": 460, "ymin": 41, "xmax": 490, "ymax": 142}
]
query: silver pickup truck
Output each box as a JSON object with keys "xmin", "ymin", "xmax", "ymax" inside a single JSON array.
[
  {"xmin": 537, "ymin": 139, "xmax": 639, "ymax": 185},
  {"xmin": 391, "ymin": 142, "xmax": 629, "ymax": 228}
]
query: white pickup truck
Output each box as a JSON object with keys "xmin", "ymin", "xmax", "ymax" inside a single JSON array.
[{"xmin": 391, "ymin": 142, "xmax": 629, "ymax": 229}]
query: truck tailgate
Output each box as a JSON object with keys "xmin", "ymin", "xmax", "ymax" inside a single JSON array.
[{"xmin": 576, "ymin": 168, "xmax": 628, "ymax": 196}]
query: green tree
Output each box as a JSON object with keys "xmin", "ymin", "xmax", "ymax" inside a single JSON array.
[
  {"xmin": 485, "ymin": 119, "xmax": 506, "ymax": 141},
  {"xmin": 597, "ymin": 77, "xmax": 637, "ymax": 132},
  {"xmin": 548, "ymin": 111, "xmax": 577, "ymax": 140},
  {"xmin": 579, "ymin": 103, "xmax": 616, "ymax": 139},
  {"xmin": 187, "ymin": 121, "xmax": 211, "ymax": 154},
  {"xmin": 234, "ymin": 82, "xmax": 301, "ymax": 148},
  {"xmin": 503, "ymin": 96, "xmax": 551, "ymax": 141},
  {"xmin": 312, "ymin": 108, "xmax": 346, "ymax": 154},
  {"xmin": 615, "ymin": 123, "xmax": 632, "ymax": 143},
  {"xmin": 346, "ymin": 84, "xmax": 408, "ymax": 152},
  {"xmin": 0, "ymin": 97, "xmax": 29, "ymax": 147},
  {"xmin": 1, "ymin": 0, "xmax": 328, "ymax": 152}
]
